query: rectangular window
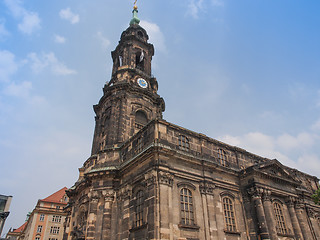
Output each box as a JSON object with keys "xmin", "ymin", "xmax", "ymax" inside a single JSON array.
[
  {"xmin": 52, "ymin": 215, "xmax": 62, "ymax": 223},
  {"xmin": 39, "ymin": 214, "xmax": 45, "ymax": 221},
  {"xmin": 37, "ymin": 225, "xmax": 42, "ymax": 233},
  {"xmin": 50, "ymin": 226, "xmax": 60, "ymax": 235}
]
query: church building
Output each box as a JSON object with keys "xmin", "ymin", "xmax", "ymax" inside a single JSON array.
[{"xmin": 64, "ymin": 5, "xmax": 320, "ymax": 240}]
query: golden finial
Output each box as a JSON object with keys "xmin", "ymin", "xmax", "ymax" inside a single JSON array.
[{"xmin": 134, "ymin": 0, "xmax": 138, "ymax": 10}]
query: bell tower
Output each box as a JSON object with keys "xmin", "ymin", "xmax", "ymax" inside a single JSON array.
[{"xmin": 91, "ymin": 5, "xmax": 165, "ymax": 155}]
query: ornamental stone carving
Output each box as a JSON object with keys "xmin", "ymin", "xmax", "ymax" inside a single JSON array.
[
  {"xmin": 199, "ymin": 181, "xmax": 215, "ymax": 195},
  {"xmin": 145, "ymin": 174, "xmax": 156, "ymax": 186},
  {"xmin": 261, "ymin": 188, "xmax": 272, "ymax": 202},
  {"xmin": 117, "ymin": 185, "xmax": 132, "ymax": 200},
  {"xmin": 102, "ymin": 189, "xmax": 114, "ymax": 201},
  {"xmin": 247, "ymin": 186, "xmax": 264, "ymax": 198},
  {"xmin": 307, "ymin": 208, "xmax": 316, "ymax": 218},
  {"xmin": 158, "ymin": 171, "xmax": 174, "ymax": 186}
]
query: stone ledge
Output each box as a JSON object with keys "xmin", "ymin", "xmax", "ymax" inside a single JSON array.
[{"xmin": 178, "ymin": 224, "xmax": 200, "ymax": 231}]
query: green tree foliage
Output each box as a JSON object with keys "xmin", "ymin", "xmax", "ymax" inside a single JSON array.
[{"xmin": 312, "ymin": 189, "xmax": 320, "ymax": 205}]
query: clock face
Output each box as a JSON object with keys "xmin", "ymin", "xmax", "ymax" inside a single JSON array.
[{"xmin": 137, "ymin": 78, "xmax": 148, "ymax": 88}]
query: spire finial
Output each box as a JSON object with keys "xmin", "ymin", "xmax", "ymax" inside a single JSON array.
[
  {"xmin": 134, "ymin": 0, "xmax": 138, "ymax": 10},
  {"xmin": 130, "ymin": 0, "xmax": 140, "ymax": 25}
]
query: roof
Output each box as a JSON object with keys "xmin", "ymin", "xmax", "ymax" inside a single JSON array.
[
  {"xmin": 12, "ymin": 222, "xmax": 27, "ymax": 233},
  {"xmin": 41, "ymin": 187, "xmax": 68, "ymax": 204}
]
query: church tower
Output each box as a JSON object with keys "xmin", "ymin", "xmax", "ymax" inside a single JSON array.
[
  {"xmin": 64, "ymin": 4, "xmax": 320, "ymax": 240},
  {"xmin": 91, "ymin": 5, "xmax": 165, "ymax": 155}
]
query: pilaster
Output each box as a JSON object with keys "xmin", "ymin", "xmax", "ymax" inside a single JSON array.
[
  {"xmin": 261, "ymin": 189, "xmax": 277, "ymax": 240},
  {"xmin": 295, "ymin": 201, "xmax": 313, "ymax": 239},
  {"xmin": 286, "ymin": 197, "xmax": 303, "ymax": 240},
  {"xmin": 248, "ymin": 187, "xmax": 270, "ymax": 240}
]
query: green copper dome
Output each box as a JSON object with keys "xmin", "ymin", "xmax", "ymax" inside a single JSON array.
[{"xmin": 130, "ymin": 8, "xmax": 140, "ymax": 25}]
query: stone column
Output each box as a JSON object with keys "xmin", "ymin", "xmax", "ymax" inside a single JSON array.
[
  {"xmin": 307, "ymin": 208, "xmax": 320, "ymax": 240},
  {"xmin": 158, "ymin": 171, "xmax": 174, "ymax": 240},
  {"xmin": 295, "ymin": 201, "xmax": 313, "ymax": 240},
  {"xmin": 261, "ymin": 189, "xmax": 277, "ymax": 240},
  {"xmin": 248, "ymin": 187, "xmax": 270, "ymax": 240},
  {"xmin": 286, "ymin": 197, "xmax": 303, "ymax": 240},
  {"xmin": 101, "ymin": 190, "xmax": 114, "ymax": 240},
  {"xmin": 199, "ymin": 181, "xmax": 215, "ymax": 240},
  {"xmin": 87, "ymin": 193, "xmax": 99, "ymax": 240}
]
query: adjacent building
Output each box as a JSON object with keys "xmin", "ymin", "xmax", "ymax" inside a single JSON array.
[
  {"xmin": 7, "ymin": 188, "xmax": 68, "ymax": 240},
  {"xmin": 0, "ymin": 195, "xmax": 12, "ymax": 237},
  {"xmin": 64, "ymin": 6, "xmax": 320, "ymax": 240},
  {"xmin": 6, "ymin": 222, "xmax": 27, "ymax": 240}
]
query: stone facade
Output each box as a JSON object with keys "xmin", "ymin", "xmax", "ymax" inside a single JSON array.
[{"xmin": 64, "ymin": 8, "xmax": 320, "ymax": 240}]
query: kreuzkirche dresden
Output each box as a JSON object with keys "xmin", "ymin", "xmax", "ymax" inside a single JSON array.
[{"xmin": 63, "ymin": 4, "xmax": 320, "ymax": 240}]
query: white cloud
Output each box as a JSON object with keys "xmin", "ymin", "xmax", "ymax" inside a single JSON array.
[
  {"xmin": 297, "ymin": 154, "xmax": 320, "ymax": 176},
  {"xmin": 4, "ymin": 0, "xmax": 41, "ymax": 34},
  {"xmin": 140, "ymin": 20, "xmax": 166, "ymax": 53},
  {"xmin": 54, "ymin": 34, "xmax": 66, "ymax": 44},
  {"xmin": 0, "ymin": 21, "xmax": 9, "ymax": 39},
  {"xmin": 311, "ymin": 118, "xmax": 320, "ymax": 131},
  {"xmin": 59, "ymin": 8, "xmax": 80, "ymax": 24},
  {"xmin": 96, "ymin": 32, "xmax": 110, "ymax": 49},
  {"xmin": 28, "ymin": 52, "xmax": 77, "ymax": 76},
  {"xmin": 0, "ymin": 50, "xmax": 18, "ymax": 82},
  {"xmin": 187, "ymin": 0, "xmax": 204, "ymax": 19},
  {"xmin": 3, "ymin": 81, "xmax": 32, "ymax": 98},
  {"xmin": 219, "ymin": 130, "xmax": 320, "ymax": 176},
  {"xmin": 211, "ymin": 0, "xmax": 224, "ymax": 7},
  {"xmin": 277, "ymin": 132, "xmax": 314, "ymax": 151},
  {"xmin": 317, "ymin": 89, "xmax": 320, "ymax": 107}
]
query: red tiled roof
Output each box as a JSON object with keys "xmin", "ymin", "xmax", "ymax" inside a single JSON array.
[
  {"xmin": 13, "ymin": 222, "xmax": 27, "ymax": 233},
  {"xmin": 41, "ymin": 187, "xmax": 68, "ymax": 204}
]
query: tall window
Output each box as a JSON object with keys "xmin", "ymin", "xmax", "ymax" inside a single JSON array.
[
  {"xmin": 50, "ymin": 226, "xmax": 60, "ymax": 235},
  {"xmin": 52, "ymin": 215, "xmax": 62, "ymax": 223},
  {"xmin": 135, "ymin": 110, "xmax": 148, "ymax": 129},
  {"xmin": 178, "ymin": 135, "xmax": 190, "ymax": 151},
  {"xmin": 218, "ymin": 149, "xmax": 227, "ymax": 166},
  {"xmin": 135, "ymin": 190, "xmax": 144, "ymax": 227},
  {"xmin": 135, "ymin": 51, "xmax": 144, "ymax": 70},
  {"xmin": 137, "ymin": 137, "xmax": 143, "ymax": 153},
  {"xmin": 180, "ymin": 188, "xmax": 194, "ymax": 225},
  {"xmin": 39, "ymin": 214, "xmax": 44, "ymax": 221},
  {"xmin": 37, "ymin": 225, "xmax": 42, "ymax": 233},
  {"xmin": 35, "ymin": 237, "xmax": 40, "ymax": 240},
  {"xmin": 273, "ymin": 202, "xmax": 287, "ymax": 234},
  {"xmin": 223, "ymin": 197, "xmax": 236, "ymax": 232}
]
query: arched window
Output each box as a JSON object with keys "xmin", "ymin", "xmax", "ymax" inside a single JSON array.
[
  {"xmin": 135, "ymin": 51, "xmax": 144, "ymax": 71},
  {"xmin": 273, "ymin": 202, "xmax": 287, "ymax": 234},
  {"xmin": 78, "ymin": 208, "xmax": 88, "ymax": 232},
  {"xmin": 178, "ymin": 135, "xmax": 190, "ymax": 151},
  {"xmin": 180, "ymin": 188, "xmax": 194, "ymax": 225},
  {"xmin": 218, "ymin": 149, "xmax": 227, "ymax": 166},
  {"xmin": 223, "ymin": 197, "xmax": 236, "ymax": 232},
  {"xmin": 135, "ymin": 190, "xmax": 144, "ymax": 227},
  {"xmin": 135, "ymin": 110, "xmax": 148, "ymax": 130}
]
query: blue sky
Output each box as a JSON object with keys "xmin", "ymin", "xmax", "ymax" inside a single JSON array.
[{"xmin": 1, "ymin": 0, "xmax": 320, "ymax": 235}]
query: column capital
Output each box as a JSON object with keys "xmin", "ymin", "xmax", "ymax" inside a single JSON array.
[
  {"xmin": 89, "ymin": 190, "xmax": 100, "ymax": 202},
  {"xmin": 199, "ymin": 181, "xmax": 215, "ymax": 195},
  {"xmin": 307, "ymin": 207, "xmax": 315, "ymax": 218},
  {"xmin": 295, "ymin": 199, "xmax": 305, "ymax": 209},
  {"xmin": 158, "ymin": 171, "xmax": 174, "ymax": 186},
  {"xmin": 102, "ymin": 190, "xmax": 114, "ymax": 202},
  {"xmin": 247, "ymin": 186, "xmax": 264, "ymax": 199},
  {"xmin": 262, "ymin": 188, "xmax": 272, "ymax": 202},
  {"xmin": 285, "ymin": 196, "xmax": 297, "ymax": 207}
]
